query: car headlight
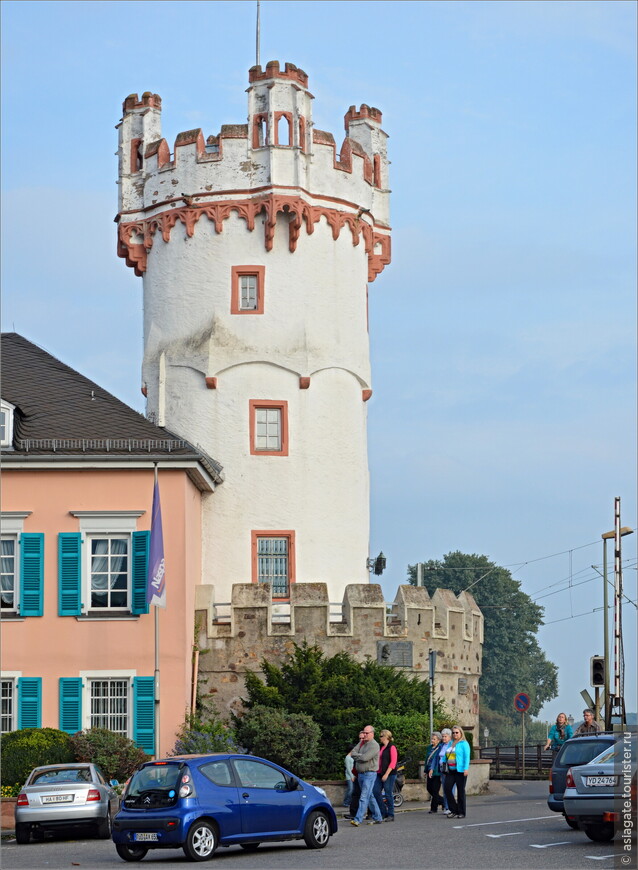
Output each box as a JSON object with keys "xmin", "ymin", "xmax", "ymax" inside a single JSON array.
[{"xmin": 314, "ymin": 786, "xmax": 328, "ymax": 798}]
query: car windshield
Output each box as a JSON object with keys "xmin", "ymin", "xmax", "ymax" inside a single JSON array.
[
  {"xmin": 127, "ymin": 763, "xmax": 183, "ymax": 796},
  {"xmin": 590, "ymin": 739, "xmax": 636, "ymax": 766},
  {"xmin": 31, "ymin": 769, "xmax": 91, "ymax": 785},
  {"xmin": 559, "ymin": 740, "xmax": 614, "ymax": 766}
]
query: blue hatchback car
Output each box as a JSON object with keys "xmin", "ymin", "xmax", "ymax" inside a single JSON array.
[{"xmin": 112, "ymin": 753, "xmax": 338, "ymax": 861}]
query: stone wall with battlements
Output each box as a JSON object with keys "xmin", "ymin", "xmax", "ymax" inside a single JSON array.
[{"xmin": 195, "ymin": 583, "xmax": 483, "ymax": 735}]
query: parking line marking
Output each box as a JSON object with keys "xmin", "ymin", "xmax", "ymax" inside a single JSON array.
[
  {"xmin": 485, "ymin": 832, "xmax": 523, "ymax": 838},
  {"xmin": 530, "ymin": 842, "xmax": 571, "ymax": 848},
  {"xmin": 585, "ymin": 856, "xmax": 616, "ymax": 861},
  {"xmin": 459, "ymin": 815, "xmax": 555, "ymax": 828}
]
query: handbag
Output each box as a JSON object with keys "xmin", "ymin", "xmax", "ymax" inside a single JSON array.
[{"xmin": 439, "ymin": 759, "xmax": 449, "ymax": 774}]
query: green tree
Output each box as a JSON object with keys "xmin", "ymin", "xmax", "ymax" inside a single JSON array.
[
  {"xmin": 235, "ymin": 642, "xmax": 448, "ymax": 778},
  {"xmin": 233, "ymin": 705, "xmax": 321, "ymax": 777},
  {"xmin": 408, "ymin": 552, "xmax": 558, "ymax": 721}
]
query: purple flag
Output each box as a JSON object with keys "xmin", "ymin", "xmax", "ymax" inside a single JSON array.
[{"xmin": 147, "ymin": 479, "xmax": 166, "ymax": 608}]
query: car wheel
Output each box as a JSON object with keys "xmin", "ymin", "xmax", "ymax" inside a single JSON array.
[
  {"xmin": 564, "ymin": 816, "xmax": 579, "ymax": 829},
  {"xmin": 393, "ymin": 791, "xmax": 404, "ymax": 808},
  {"xmin": 303, "ymin": 810, "xmax": 330, "ymax": 849},
  {"xmin": 15, "ymin": 823, "xmax": 30, "ymax": 845},
  {"xmin": 115, "ymin": 843, "xmax": 149, "ymax": 861},
  {"xmin": 240, "ymin": 843, "xmax": 260, "ymax": 851},
  {"xmin": 96, "ymin": 807, "xmax": 112, "ymax": 839},
  {"xmin": 183, "ymin": 820, "xmax": 217, "ymax": 861},
  {"xmin": 583, "ymin": 823, "xmax": 615, "ymax": 843}
]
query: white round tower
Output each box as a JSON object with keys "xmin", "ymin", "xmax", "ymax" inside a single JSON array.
[{"xmin": 116, "ymin": 62, "xmax": 391, "ymax": 603}]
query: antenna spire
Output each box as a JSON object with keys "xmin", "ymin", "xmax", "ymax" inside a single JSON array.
[{"xmin": 256, "ymin": 1, "xmax": 261, "ymax": 67}]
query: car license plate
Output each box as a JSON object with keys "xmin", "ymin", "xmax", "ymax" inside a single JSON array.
[
  {"xmin": 42, "ymin": 795, "xmax": 74, "ymax": 804},
  {"xmin": 133, "ymin": 833, "xmax": 158, "ymax": 842},
  {"xmin": 585, "ymin": 776, "xmax": 617, "ymax": 787}
]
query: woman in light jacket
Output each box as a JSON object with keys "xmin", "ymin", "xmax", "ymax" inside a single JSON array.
[{"xmin": 443, "ymin": 725, "xmax": 471, "ymax": 819}]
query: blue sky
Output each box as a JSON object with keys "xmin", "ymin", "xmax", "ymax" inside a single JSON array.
[{"xmin": 2, "ymin": 0, "xmax": 636, "ymax": 722}]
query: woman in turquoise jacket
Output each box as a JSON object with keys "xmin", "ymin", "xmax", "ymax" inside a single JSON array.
[
  {"xmin": 443, "ymin": 725, "xmax": 471, "ymax": 819},
  {"xmin": 543, "ymin": 713, "xmax": 573, "ymax": 752}
]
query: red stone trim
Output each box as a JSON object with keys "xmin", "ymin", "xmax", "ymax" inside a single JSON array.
[
  {"xmin": 249, "ymin": 399, "xmax": 289, "ymax": 456},
  {"xmin": 362, "ymin": 389, "xmax": 373, "ymax": 402},
  {"xmin": 273, "ymin": 111, "xmax": 293, "ymax": 146},
  {"xmin": 231, "ymin": 265, "xmax": 265, "ymax": 315},
  {"xmin": 252, "ymin": 114, "xmax": 269, "ymax": 149},
  {"xmin": 145, "ymin": 138, "xmax": 171, "ymax": 168},
  {"xmin": 251, "ymin": 529, "xmax": 296, "ymax": 600},
  {"xmin": 205, "ymin": 377, "xmax": 217, "ymax": 389},
  {"xmin": 344, "ymin": 104, "xmax": 383, "ymax": 129},
  {"xmin": 248, "ymin": 61, "xmax": 308, "ymax": 88},
  {"xmin": 117, "ymin": 195, "xmax": 391, "ymax": 281},
  {"xmin": 299, "ymin": 377, "xmax": 310, "ymax": 389},
  {"xmin": 141, "ymin": 384, "xmax": 148, "ymax": 397},
  {"xmin": 123, "ymin": 92, "xmax": 162, "ymax": 113},
  {"xmin": 118, "ymin": 184, "xmax": 392, "ymax": 227}
]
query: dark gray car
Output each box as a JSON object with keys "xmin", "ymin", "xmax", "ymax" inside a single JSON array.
[
  {"xmin": 547, "ymin": 732, "xmax": 620, "ymax": 827},
  {"xmin": 14, "ymin": 763, "xmax": 119, "ymax": 844}
]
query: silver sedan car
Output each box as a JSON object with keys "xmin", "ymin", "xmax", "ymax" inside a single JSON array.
[
  {"xmin": 563, "ymin": 734, "xmax": 636, "ymax": 842},
  {"xmin": 14, "ymin": 763, "xmax": 119, "ymax": 844}
]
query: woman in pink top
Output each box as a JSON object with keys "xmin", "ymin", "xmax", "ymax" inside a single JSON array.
[{"xmin": 372, "ymin": 729, "xmax": 398, "ymax": 821}]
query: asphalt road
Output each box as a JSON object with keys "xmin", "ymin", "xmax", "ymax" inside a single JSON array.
[{"xmin": 2, "ymin": 781, "xmax": 634, "ymax": 870}]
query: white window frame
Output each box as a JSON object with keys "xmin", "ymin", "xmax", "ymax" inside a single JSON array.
[
  {"xmin": 1, "ymin": 401, "xmax": 15, "ymax": 448},
  {"xmin": 0, "ymin": 513, "xmax": 30, "ymax": 616},
  {"xmin": 254, "ymin": 407, "xmax": 282, "ymax": 452},
  {"xmin": 71, "ymin": 512, "xmax": 143, "ymax": 615},
  {"xmin": 239, "ymin": 274, "xmax": 258, "ymax": 310},
  {"xmin": 79, "ymin": 669, "xmax": 136, "ymax": 738},
  {"xmin": 0, "ymin": 672, "xmax": 20, "ymax": 733}
]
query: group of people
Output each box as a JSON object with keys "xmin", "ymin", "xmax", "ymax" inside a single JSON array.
[
  {"xmin": 343, "ymin": 726, "xmax": 398, "ymax": 825},
  {"xmin": 424, "ymin": 727, "xmax": 471, "ymax": 819},
  {"xmin": 543, "ymin": 708, "xmax": 602, "ymax": 751},
  {"xmin": 344, "ymin": 723, "xmax": 472, "ymax": 825}
]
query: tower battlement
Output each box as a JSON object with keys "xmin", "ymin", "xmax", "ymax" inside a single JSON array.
[
  {"xmin": 195, "ymin": 582, "xmax": 483, "ymax": 727},
  {"xmin": 116, "ymin": 62, "xmax": 390, "ymax": 280}
]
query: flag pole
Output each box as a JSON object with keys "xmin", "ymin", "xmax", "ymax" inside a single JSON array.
[{"xmin": 153, "ymin": 463, "xmax": 160, "ymax": 759}]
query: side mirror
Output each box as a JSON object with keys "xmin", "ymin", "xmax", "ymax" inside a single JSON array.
[{"xmin": 287, "ymin": 777, "xmax": 299, "ymax": 791}]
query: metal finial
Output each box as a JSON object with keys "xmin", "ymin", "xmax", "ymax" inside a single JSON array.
[{"xmin": 256, "ymin": 1, "xmax": 261, "ymax": 67}]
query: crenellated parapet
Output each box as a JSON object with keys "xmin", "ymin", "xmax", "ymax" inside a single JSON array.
[
  {"xmin": 116, "ymin": 62, "xmax": 391, "ymax": 281},
  {"xmin": 195, "ymin": 582, "xmax": 483, "ymax": 730}
]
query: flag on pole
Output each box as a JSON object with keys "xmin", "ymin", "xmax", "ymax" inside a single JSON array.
[{"xmin": 147, "ymin": 478, "xmax": 166, "ymax": 608}]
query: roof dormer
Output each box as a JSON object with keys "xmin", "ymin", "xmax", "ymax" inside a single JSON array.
[{"xmin": 1, "ymin": 400, "xmax": 15, "ymax": 448}]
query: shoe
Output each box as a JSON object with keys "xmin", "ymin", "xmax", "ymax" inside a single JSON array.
[
  {"xmin": 343, "ymin": 815, "xmax": 353, "ymax": 820},
  {"xmin": 446, "ymin": 814, "xmax": 458, "ymax": 819},
  {"xmin": 384, "ymin": 817, "xmax": 395, "ymax": 822},
  {"xmin": 443, "ymin": 809, "xmax": 451, "ymax": 815},
  {"xmin": 350, "ymin": 820, "xmax": 360, "ymax": 827},
  {"xmin": 456, "ymin": 814, "xmax": 465, "ymax": 819},
  {"xmin": 367, "ymin": 820, "xmax": 383, "ymax": 825},
  {"xmin": 428, "ymin": 810, "xmax": 438, "ymax": 814}
]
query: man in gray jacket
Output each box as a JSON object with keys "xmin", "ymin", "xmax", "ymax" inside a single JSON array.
[{"xmin": 350, "ymin": 725, "xmax": 384, "ymax": 825}]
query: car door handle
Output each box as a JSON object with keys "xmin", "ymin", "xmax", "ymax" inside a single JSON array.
[{"xmin": 242, "ymin": 792, "xmax": 250, "ymax": 799}]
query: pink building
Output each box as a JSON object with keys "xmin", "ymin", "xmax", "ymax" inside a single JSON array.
[{"xmin": 1, "ymin": 334, "xmax": 222, "ymax": 756}]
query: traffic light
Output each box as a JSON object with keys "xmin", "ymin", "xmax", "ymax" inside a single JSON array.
[{"xmin": 590, "ymin": 656, "xmax": 605, "ymax": 687}]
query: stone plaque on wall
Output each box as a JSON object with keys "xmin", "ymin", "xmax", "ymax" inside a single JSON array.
[{"xmin": 377, "ymin": 641, "xmax": 413, "ymax": 667}]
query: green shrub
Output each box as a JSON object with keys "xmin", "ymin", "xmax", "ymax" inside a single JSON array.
[
  {"xmin": 69, "ymin": 729, "xmax": 148, "ymax": 782},
  {"xmin": 1, "ymin": 728, "xmax": 74, "ymax": 787},
  {"xmin": 170, "ymin": 712, "xmax": 238, "ymax": 756},
  {"xmin": 233, "ymin": 705, "xmax": 321, "ymax": 778}
]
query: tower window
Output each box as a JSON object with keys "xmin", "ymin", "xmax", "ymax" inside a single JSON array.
[
  {"xmin": 1, "ymin": 401, "xmax": 15, "ymax": 448},
  {"xmin": 231, "ymin": 266, "xmax": 265, "ymax": 315},
  {"xmin": 251, "ymin": 531, "xmax": 295, "ymax": 599},
  {"xmin": 274, "ymin": 112, "xmax": 293, "ymax": 147},
  {"xmin": 249, "ymin": 400, "xmax": 288, "ymax": 456}
]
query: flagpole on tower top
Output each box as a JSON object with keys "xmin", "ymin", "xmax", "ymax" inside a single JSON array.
[{"xmin": 256, "ymin": 1, "xmax": 261, "ymax": 67}]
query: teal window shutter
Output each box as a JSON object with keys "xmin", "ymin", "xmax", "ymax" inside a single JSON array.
[
  {"xmin": 59, "ymin": 678, "xmax": 83, "ymax": 734},
  {"xmin": 20, "ymin": 533, "xmax": 44, "ymax": 616},
  {"xmin": 131, "ymin": 531, "xmax": 150, "ymax": 615},
  {"xmin": 133, "ymin": 676, "xmax": 155, "ymax": 755},
  {"xmin": 58, "ymin": 533, "xmax": 82, "ymax": 615},
  {"xmin": 17, "ymin": 677, "xmax": 42, "ymax": 729}
]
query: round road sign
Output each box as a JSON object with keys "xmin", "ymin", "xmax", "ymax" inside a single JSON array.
[{"xmin": 513, "ymin": 692, "xmax": 531, "ymax": 713}]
